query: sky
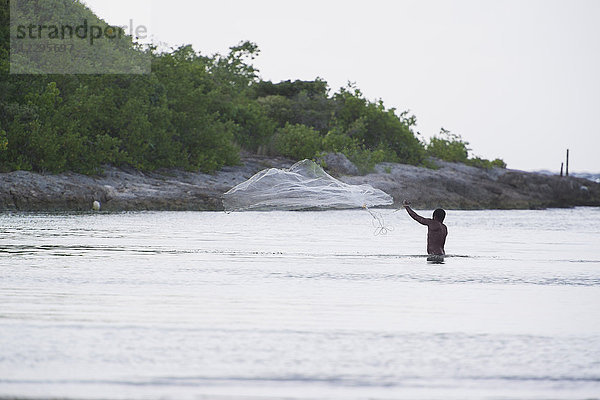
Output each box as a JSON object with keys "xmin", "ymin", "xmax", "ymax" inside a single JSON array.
[{"xmin": 82, "ymin": 0, "xmax": 600, "ymax": 172}]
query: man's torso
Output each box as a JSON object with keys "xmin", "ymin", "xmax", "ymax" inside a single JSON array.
[{"xmin": 427, "ymin": 222, "xmax": 447, "ymax": 255}]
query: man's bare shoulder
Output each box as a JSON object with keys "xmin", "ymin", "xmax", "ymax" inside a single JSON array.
[{"xmin": 428, "ymin": 220, "xmax": 445, "ymax": 230}]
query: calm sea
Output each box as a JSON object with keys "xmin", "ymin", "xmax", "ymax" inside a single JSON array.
[{"xmin": 1, "ymin": 208, "xmax": 599, "ymax": 400}]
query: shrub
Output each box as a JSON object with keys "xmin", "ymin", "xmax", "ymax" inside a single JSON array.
[
  {"xmin": 274, "ymin": 123, "xmax": 323, "ymax": 160},
  {"xmin": 426, "ymin": 128, "xmax": 469, "ymax": 163},
  {"xmin": 492, "ymin": 158, "xmax": 507, "ymax": 168},
  {"xmin": 427, "ymin": 129, "xmax": 507, "ymax": 169},
  {"xmin": 345, "ymin": 147, "xmax": 387, "ymax": 174},
  {"xmin": 466, "ymin": 157, "xmax": 507, "ymax": 169},
  {"xmin": 322, "ymin": 128, "xmax": 360, "ymax": 153},
  {"xmin": 332, "ymin": 86, "xmax": 425, "ymax": 165}
]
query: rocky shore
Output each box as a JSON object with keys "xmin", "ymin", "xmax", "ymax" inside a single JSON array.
[{"xmin": 1, "ymin": 154, "xmax": 598, "ymax": 212}]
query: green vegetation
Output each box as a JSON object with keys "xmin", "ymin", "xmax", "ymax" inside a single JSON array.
[
  {"xmin": 273, "ymin": 123, "xmax": 322, "ymax": 160},
  {"xmin": 426, "ymin": 128, "xmax": 506, "ymax": 169},
  {"xmin": 0, "ymin": 0, "xmax": 505, "ymax": 174}
]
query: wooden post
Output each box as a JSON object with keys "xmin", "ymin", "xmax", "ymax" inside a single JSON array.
[
  {"xmin": 560, "ymin": 162, "xmax": 564, "ymax": 177},
  {"xmin": 566, "ymin": 149, "xmax": 570, "ymax": 177}
]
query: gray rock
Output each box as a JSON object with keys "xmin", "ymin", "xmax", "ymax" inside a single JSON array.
[
  {"xmin": 0, "ymin": 155, "xmax": 294, "ymax": 212},
  {"xmin": 343, "ymin": 159, "xmax": 600, "ymax": 209},
  {"xmin": 317, "ymin": 153, "xmax": 359, "ymax": 176},
  {"xmin": 1, "ymin": 155, "xmax": 599, "ymax": 211}
]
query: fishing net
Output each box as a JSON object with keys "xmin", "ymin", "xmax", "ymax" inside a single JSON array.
[{"xmin": 223, "ymin": 159, "xmax": 394, "ymax": 211}]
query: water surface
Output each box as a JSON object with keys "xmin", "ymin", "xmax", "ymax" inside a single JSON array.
[{"xmin": 1, "ymin": 208, "xmax": 599, "ymax": 399}]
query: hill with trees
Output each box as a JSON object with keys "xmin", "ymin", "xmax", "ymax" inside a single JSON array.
[{"xmin": 0, "ymin": 0, "xmax": 505, "ymax": 175}]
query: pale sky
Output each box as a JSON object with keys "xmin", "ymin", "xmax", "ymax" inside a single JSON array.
[{"xmin": 82, "ymin": 0, "xmax": 600, "ymax": 172}]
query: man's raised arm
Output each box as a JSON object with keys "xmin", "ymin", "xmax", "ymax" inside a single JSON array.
[{"xmin": 402, "ymin": 200, "xmax": 430, "ymax": 226}]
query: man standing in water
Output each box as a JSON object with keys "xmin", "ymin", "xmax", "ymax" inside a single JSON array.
[{"xmin": 402, "ymin": 200, "xmax": 447, "ymax": 255}]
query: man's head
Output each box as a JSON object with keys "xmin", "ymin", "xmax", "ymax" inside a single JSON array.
[{"xmin": 433, "ymin": 208, "xmax": 446, "ymax": 222}]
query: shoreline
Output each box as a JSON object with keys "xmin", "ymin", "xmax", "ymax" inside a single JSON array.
[{"xmin": 1, "ymin": 155, "xmax": 599, "ymax": 212}]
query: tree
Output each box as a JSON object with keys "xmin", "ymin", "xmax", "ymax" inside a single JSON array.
[
  {"xmin": 426, "ymin": 128, "xmax": 469, "ymax": 163},
  {"xmin": 331, "ymin": 85, "xmax": 425, "ymax": 165}
]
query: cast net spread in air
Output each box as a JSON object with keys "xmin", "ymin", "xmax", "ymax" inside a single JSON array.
[{"xmin": 223, "ymin": 159, "xmax": 393, "ymax": 212}]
